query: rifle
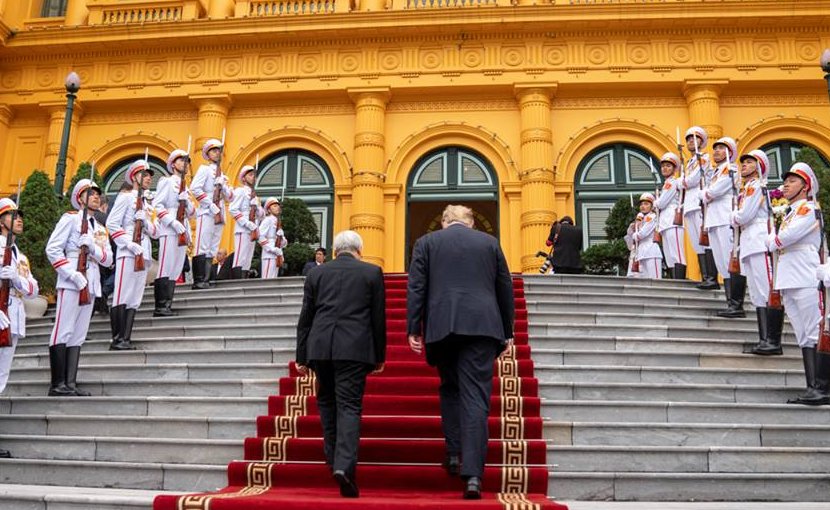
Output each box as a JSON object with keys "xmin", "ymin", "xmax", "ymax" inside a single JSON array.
[
  {"xmin": 249, "ymin": 154, "xmax": 260, "ymax": 242},
  {"xmin": 0, "ymin": 179, "xmax": 22, "ymax": 348},
  {"xmin": 212, "ymin": 129, "xmax": 226, "ymax": 225},
  {"xmin": 816, "ymin": 204, "xmax": 830, "ymax": 352},
  {"xmin": 133, "ymin": 148, "xmax": 148, "ymax": 272},
  {"xmin": 764, "ymin": 187, "xmax": 782, "ymax": 309},
  {"xmin": 77, "ymin": 163, "xmax": 94, "ymax": 306},
  {"xmin": 176, "ymin": 136, "xmax": 192, "ymax": 247},
  {"xmin": 674, "ymin": 127, "xmax": 686, "ymax": 226},
  {"xmin": 727, "ymin": 148, "xmax": 742, "ymax": 275},
  {"xmin": 631, "ymin": 213, "xmax": 642, "ymax": 274},
  {"xmin": 275, "ymin": 214, "xmax": 284, "ymax": 268},
  {"xmin": 693, "ymin": 135, "xmax": 710, "ymax": 246},
  {"xmin": 649, "ymin": 158, "xmax": 662, "ymax": 244}
]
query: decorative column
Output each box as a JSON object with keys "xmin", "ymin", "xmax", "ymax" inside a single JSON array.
[
  {"xmin": 515, "ymin": 83, "xmax": 557, "ymax": 273},
  {"xmin": 347, "ymin": 88, "xmax": 390, "ymax": 268},
  {"xmin": 40, "ymin": 100, "xmax": 83, "ymax": 190},
  {"xmin": 191, "ymin": 94, "xmax": 231, "ymax": 160},
  {"xmin": 683, "ymin": 80, "xmax": 728, "ymax": 141},
  {"xmin": 208, "ymin": 0, "xmax": 235, "ymax": 18},
  {"xmin": 64, "ymin": 0, "xmax": 88, "ymax": 26},
  {"xmin": 0, "ymin": 104, "xmax": 13, "ymax": 185}
]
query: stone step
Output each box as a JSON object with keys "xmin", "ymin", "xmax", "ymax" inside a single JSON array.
[
  {"xmin": 541, "ymin": 400, "xmax": 830, "ymax": 426},
  {"xmin": 523, "ymin": 274, "xmax": 718, "ymax": 290},
  {"xmin": 0, "ymin": 396, "xmax": 266, "ymax": 418},
  {"xmin": 0, "ymin": 484, "xmax": 167, "ymax": 510},
  {"xmin": 530, "ymin": 334, "xmax": 802, "ymax": 356},
  {"xmin": 535, "ymin": 365, "xmax": 804, "ymax": 387},
  {"xmin": 0, "ymin": 414, "xmax": 254, "ymax": 440},
  {"xmin": 545, "ymin": 421, "xmax": 830, "ymax": 448},
  {"xmin": 2, "ymin": 378, "xmax": 282, "ymax": 398},
  {"xmin": 529, "ymin": 310, "xmax": 792, "ymax": 333},
  {"xmin": 12, "ymin": 347, "xmax": 296, "ymax": 368},
  {"xmin": 8, "ymin": 363, "xmax": 288, "ymax": 382},
  {"xmin": 527, "ymin": 299, "xmax": 751, "ymax": 317},
  {"xmin": 539, "ymin": 382, "xmax": 801, "ymax": 404},
  {"xmin": 549, "ymin": 472, "xmax": 830, "ymax": 502},
  {"xmin": 13, "ymin": 335, "xmax": 299, "ymax": 355},
  {"xmin": 530, "ymin": 349, "xmax": 804, "ymax": 370},
  {"xmin": 21, "ymin": 321, "xmax": 299, "ymax": 343},
  {"xmin": 0, "ymin": 458, "xmax": 226, "ymax": 492},
  {"xmin": 529, "ymin": 323, "xmax": 797, "ymax": 343},
  {"xmin": 525, "ymin": 281, "xmax": 724, "ymax": 299}
]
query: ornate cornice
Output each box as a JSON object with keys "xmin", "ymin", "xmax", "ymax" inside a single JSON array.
[
  {"xmin": 721, "ymin": 95, "xmax": 828, "ymax": 107},
  {"xmin": 83, "ymin": 110, "xmax": 198, "ymax": 125},
  {"xmin": 552, "ymin": 97, "xmax": 687, "ymax": 109},
  {"xmin": 388, "ymin": 100, "xmax": 516, "ymax": 112}
]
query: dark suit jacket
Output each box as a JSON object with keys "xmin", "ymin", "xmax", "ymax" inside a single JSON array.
[
  {"xmin": 407, "ymin": 224, "xmax": 514, "ymax": 350},
  {"xmin": 296, "ymin": 252, "xmax": 386, "ymax": 366},
  {"xmin": 548, "ymin": 223, "xmax": 583, "ymax": 270},
  {"xmin": 210, "ymin": 258, "xmax": 232, "ymax": 281},
  {"xmin": 302, "ymin": 260, "xmax": 322, "ymax": 276}
]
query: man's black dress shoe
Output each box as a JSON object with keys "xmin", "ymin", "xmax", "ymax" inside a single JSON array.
[
  {"xmin": 463, "ymin": 476, "xmax": 482, "ymax": 499},
  {"xmin": 443, "ymin": 454, "xmax": 461, "ymax": 476},
  {"xmin": 0, "ymin": 448, "xmax": 11, "ymax": 458},
  {"xmin": 333, "ymin": 470, "xmax": 359, "ymax": 498}
]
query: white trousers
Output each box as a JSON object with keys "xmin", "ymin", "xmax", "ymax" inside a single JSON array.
[
  {"xmin": 156, "ymin": 235, "xmax": 186, "ymax": 280},
  {"xmin": 194, "ymin": 215, "xmax": 223, "ymax": 258},
  {"xmin": 708, "ymin": 225, "xmax": 733, "ymax": 279},
  {"xmin": 634, "ymin": 258, "xmax": 662, "ymax": 279},
  {"xmin": 684, "ymin": 210, "xmax": 705, "ymax": 255},
  {"xmin": 113, "ymin": 256, "xmax": 146, "ymax": 310},
  {"xmin": 782, "ymin": 287, "xmax": 819, "ymax": 348},
  {"xmin": 49, "ymin": 289, "xmax": 94, "ymax": 347},
  {"xmin": 0, "ymin": 333, "xmax": 18, "ymax": 394},
  {"xmin": 660, "ymin": 227, "xmax": 686, "ymax": 267},
  {"xmin": 233, "ymin": 232, "xmax": 255, "ymax": 271},
  {"xmin": 741, "ymin": 252, "xmax": 771, "ymax": 308},
  {"xmin": 261, "ymin": 258, "xmax": 279, "ymax": 279}
]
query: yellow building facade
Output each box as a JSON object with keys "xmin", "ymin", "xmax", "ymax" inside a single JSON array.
[{"xmin": 1, "ymin": 0, "xmax": 829, "ymax": 274}]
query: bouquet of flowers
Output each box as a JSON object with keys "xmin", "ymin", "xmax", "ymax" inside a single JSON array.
[{"xmin": 769, "ymin": 186, "xmax": 789, "ymax": 229}]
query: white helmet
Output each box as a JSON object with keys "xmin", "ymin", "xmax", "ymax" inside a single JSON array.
[
  {"xmin": 783, "ymin": 162, "xmax": 819, "ymax": 199},
  {"xmin": 739, "ymin": 150, "xmax": 770, "ymax": 179},
  {"xmin": 639, "ymin": 192, "xmax": 655, "ymax": 204},
  {"xmin": 713, "ymin": 137, "xmax": 738, "ymax": 163},
  {"xmin": 238, "ymin": 165, "xmax": 256, "ymax": 183},
  {"xmin": 166, "ymin": 149, "xmax": 190, "ymax": 173},
  {"xmin": 660, "ymin": 152, "xmax": 681, "ymax": 170},
  {"xmin": 264, "ymin": 197, "xmax": 281, "ymax": 210},
  {"xmin": 0, "ymin": 198, "xmax": 17, "ymax": 217},
  {"xmin": 126, "ymin": 159, "xmax": 154, "ymax": 185},
  {"xmin": 71, "ymin": 178, "xmax": 102, "ymax": 210},
  {"xmin": 201, "ymin": 138, "xmax": 223, "ymax": 161},
  {"xmin": 685, "ymin": 126, "xmax": 708, "ymax": 149}
]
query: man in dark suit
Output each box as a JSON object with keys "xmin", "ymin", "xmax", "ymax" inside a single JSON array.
[
  {"xmin": 296, "ymin": 230, "xmax": 386, "ymax": 498},
  {"xmin": 302, "ymin": 247, "xmax": 327, "ymax": 276},
  {"xmin": 546, "ymin": 216, "xmax": 583, "ymax": 274},
  {"xmin": 407, "ymin": 205, "xmax": 514, "ymax": 500},
  {"xmin": 209, "ymin": 249, "xmax": 232, "ymax": 282}
]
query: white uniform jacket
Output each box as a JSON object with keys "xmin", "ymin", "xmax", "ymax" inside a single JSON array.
[
  {"xmin": 654, "ymin": 176, "xmax": 681, "ymax": 232},
  {"xmin": 153, "ymin": 175, "xmax": 195, "ymax": 237},
  {"xmin": 47, "ymin": 211, "xmax": 113, "ymax": 297},
  {"xmin": 229, "ymin": 186, "xmax": 264, "ymax": 234},
  {"xmin": 770, "ymin": 199, "xmax": 822, "ymax": 290},
  {"xmin": 0, "ymin": 236, "xmax": 38, "ymax": 338},
  {"xmin": 732, "ymin": 177, "xmax": 770, "ymax": 259},
  {"xmin": 681, "ymin": 153, "xmax": 711, "ymax": 214},
  {"xmin": 190, "ymin": 163, "xmax": 233, "ymax": 220},
  {"xmin": 107, "ymin": 190, "xmax": 159, "ymax": 262},
  {"xmin": 632, "ymin": 212, "xmax": 662, "ymax": 261},
  {"xmin": 257, "ymin": 216, "xmax": 288, "ymax": 260},
  {"xmin": 703, "ymin": 162, "xmax": 739, "ymax": 229}
]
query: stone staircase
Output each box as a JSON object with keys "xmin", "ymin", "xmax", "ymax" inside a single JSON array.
[{"xmin": 0, "ymin": 275, "xmax": 828, "ymax": 508}]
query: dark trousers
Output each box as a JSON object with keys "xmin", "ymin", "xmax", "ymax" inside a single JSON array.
[
  {"xmin": 432, "ymin": 335, "xmax": 499, "ymax": 478},
  {"xmin": 312, "ymin": 360, "xmax": 373, "ymax": 478}
]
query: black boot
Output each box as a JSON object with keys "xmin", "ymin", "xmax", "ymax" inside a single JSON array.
[
  {"xmin": 206, "ymin": 256, "xmax": 217, "ymax": 287},
  {"xmin": 65, "ymin": 346, "xmax": 91, "ymax": 397},
  {"xmin": 48, "ymin": 344, "xmax": 74, "ymax": 396},
  {"xmin": 94, "ymin": 296, "xmax": 109, "ymax": 315},
  {"xmin": 789, "ymin": 347, "xmax": 819, "ymax": 404},
  {"xmin": 0, "ymin": 448, "xmax": 10, "ymax": 458},
  {"xmin": 696, "ymin": 250, "xmax": 720, "ymax": 290},
  {"xmin": 673, "ymin": 263, "xmax": 687, "ymax": 280},
  {"xmin": 718, "ymin": 274, "xmax": 746, "ymax": 318},
  {"xmin": 231, "ymin": 267, "xmax": 243, "ymax": 280},
  {"xmin": 798, "ymin": 351, "xmax": 830, "ymax": 405},
  {"xmin": 109, "ymin": 304, "xmax": 128, "ymax": 351},
  {"xmin": 166, "ymin": 278, "xmax": 178, "ymax": 315},
  {"xmin": 191, "ymin": 255, "xmax": 210, "ymax": 290},
  {"xmin": 753, "ymin": 307, "xmax": 784, "ymax": 355},
  {"xmin": 153, "ymin": 278, "xmax": 176, "ymax": 317},
  {"xmin": 121, "ymin": 308, "xmax": 138, "ymax": 350}
]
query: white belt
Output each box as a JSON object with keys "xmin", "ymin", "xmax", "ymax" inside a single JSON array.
[{"xmin": 780, "ymin": 244, "xmax": 817, "ymax": 255}]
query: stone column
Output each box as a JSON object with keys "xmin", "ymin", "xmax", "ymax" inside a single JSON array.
[
  {"xmin": 191, "ymin": 95, "xmax": 231, "ymax": 162},
  {"xmin": 208, "ymin": 0, "xmax": 235, "ymax": 18},
  {"xmin": 347, "ymin": 88, "xmax": 390, "ymax": 268},
  {"xmin": 64, "ymin": 0, "xmax": 88, "ymax": 26},
  {"xmin": 515, "ymin": 84, "xmax": 557, "ymax": 273},
  {"xmin": 40, "ymin": 100, "xmax": 83, "ymax": 189},
  {"xmin": 683, "ymin": 80, "xmax": 728, "ymax": 141}
]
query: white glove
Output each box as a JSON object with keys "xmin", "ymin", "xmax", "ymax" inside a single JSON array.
[
  {"xmin": 0, "ymin": 265, "xmax": 16, "ymax": 281},
  {"xmin": 126, "ymin": 242, "xmax": 144, "ymax": 257},
  {"xmin": 79, "ymin": 233, "xmax": 96, "ymax": 250},
  {"xmin": 273, "ymin": 247, "xmax": 283, "ymax": 257},
  {"xmin": 0, "ymin": 310, "xmax": 9, "ymax": 331},
  {"xmin": 817, "ymin": 264, "xmax": 830, "ymax": 285},
  {"xmin": 68, "ymin": 271, "xmax": 88, "ymax": 291},
  {"xmin": 245, "ymin": 220, "xmax": 257, "ymax": 232},
  {"xmin": 215, "ymin": 175, "xmax": 228, "ymax": 187},
  {"xmin": 276, "ymin": 228, "xmax": 284, "ymax": 238},
  {"xmin": 250, "ymin": 197, "xmax": 259, "ymax": 206},
  {"xmin": 178, "ymin": 190, "xmax": 190, "ymax": 201},
  {"xmin": 172, "ymin": 221, "xmax": 187, "ymax": 235},
  {"xmin": 209, "ymin": 203, "xmax": 221, "ymax": 216},
  {"xmin": 134, "ymin": 209, "xmax": 146, "ymax": 222},
  {"xmin": 765, "ymin": 233, "xmax": 777, "ymax": 251}
]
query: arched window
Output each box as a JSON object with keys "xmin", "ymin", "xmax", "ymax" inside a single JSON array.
[
  {"xmin": 760, "ymin": 140, "xmax": 830, "ymax": 183},
  {"xmin": 41, "ymin": 0, "xmax": 68, "ymax": 17},
  {"xmin": 574, "ymin": 143, "xmax": 660, "ymax": 247},
  {"xmin": 256, "ymin": 149, "xmax": 334, "ymax": 249},
  {"xmin": 103, "ymin": 156, "xmax": 168, "ymax": 199},
  {"xmin": 408, "ymin": 146, "xmax": 498, "ymax": 197}
]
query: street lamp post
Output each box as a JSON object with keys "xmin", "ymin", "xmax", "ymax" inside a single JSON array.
[
  {"xmin": 821, "ymin": 49, "xmax": 830, "ymax": 102},
  {"xmin": 53, "ymin": 71, "xmax": 81, "ymax": 197}
]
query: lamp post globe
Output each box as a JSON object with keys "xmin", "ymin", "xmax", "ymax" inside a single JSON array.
[{"xmin": 53, "ymin": 71, "xmax": 81, "ymax": 197}]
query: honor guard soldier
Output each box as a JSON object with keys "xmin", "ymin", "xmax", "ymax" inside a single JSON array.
[
  {"xmin": 766, "ymin": 163, "xmax": 822, "ymax": 404},
  {"xmin": 257, "ymin": 197, "xmax": 288, "ymax": 279},
  {"xmin": 152, "ymin": 149, "xmax": 194, "ymax": 316},
  {"xmin": 735, "ymin": 150, "xmax": 783, "ymax": 355},
  {"xmin": 229, "ymin": 165, "xmax": 263, "ymax": 279},
  {"xmin": 704, "ymin": 137, "xmax": 746, "ymax": 317},
  {"xmin": 107, "ymin": 160, "xmax": 158, "ymax": 351},
  {"xmin": 190, "ymin": 139, "xmax": 233, "ymax": 289},
  {"xmin": 654, "ymin": 152, "xmax": 686, "ymax": 279},
  {"xmin": 630, "ymin": 193, "xmax": 663, "ymax": 279},
  {"xmin": 46, "ymin": 180, "xmax": 112, "ymax": 395},
  {"xmin": 681, "ymin": 126, "xmax": 719, "ymax": 289}
]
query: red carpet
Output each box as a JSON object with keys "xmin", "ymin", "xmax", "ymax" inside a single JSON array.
[{"xmin": 154, "ymin": 275, "xmax": 567, "ymax": 510}]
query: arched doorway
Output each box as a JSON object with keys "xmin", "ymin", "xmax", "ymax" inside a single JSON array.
[
  {"xmin": 574, "ymin": 143, "xmax": 660, "ymax": 247},
  {"xmin": 760, "ymin": 140, "xmax": 830, "ymax": 184},
  {"xmin": 256, "ymin": 149, "xmax": 334, "ymax": 249},
  {"xmin": 406, "ymin": 146, "xmax": 499, "ymax": 266}
]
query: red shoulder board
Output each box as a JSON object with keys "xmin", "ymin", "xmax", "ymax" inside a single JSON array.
[
  {"xmin": 721, "ymin": 167, "xmax": 730, "ymax": 176},
  {"xmin": 66, "ymin": 211, "xmax": 78, "ymax": 215},
  {"xmin": 645, "ymin": 216, "xmax": 653, "ymax": 222},
  {"xmin": 797, "ymin": 205, "xmax": 811, "ymax": 216},
  {"xmin": 663, "ymin": 183, "xmax": 672, "ymax": 190},
  {"xmin": 745, "ymin": 187, "xmax": 755, "ymax": 197}
]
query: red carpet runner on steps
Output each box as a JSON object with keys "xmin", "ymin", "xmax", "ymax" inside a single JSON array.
[{"xmin": 154, "ymin": 275, "xmax": 568, "ymax": 510}]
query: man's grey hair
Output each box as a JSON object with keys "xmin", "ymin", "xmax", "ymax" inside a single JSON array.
[
  {"xmin": 442, "ymin": 204, "xmax": 474, "ymax": 227},
  {"xmin": 333, "ymin": 230, "xmax": 363, "ymax": 255}
]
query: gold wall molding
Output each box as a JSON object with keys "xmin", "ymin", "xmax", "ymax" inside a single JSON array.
[
  {"xmin": 229, "ymin": 104, "xmax": 355, "ymax": 118},
  {"xmin": 721, "ymin": 95, "xmax": 828, "ymax": 107},
  {"xmin": 387, "ymin": 100, "xmax": 517, "ymax": 112},
  {"xmin": 83, "ymin": 110, "xmax": 197, "ymax": 124},
  {"xmin": 553, "ymin": 97, "xmax": 687, "ymax": 109},
  {"xmin": 736, "ymin": 115, "xmax": 830, "ymax": 156}
]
